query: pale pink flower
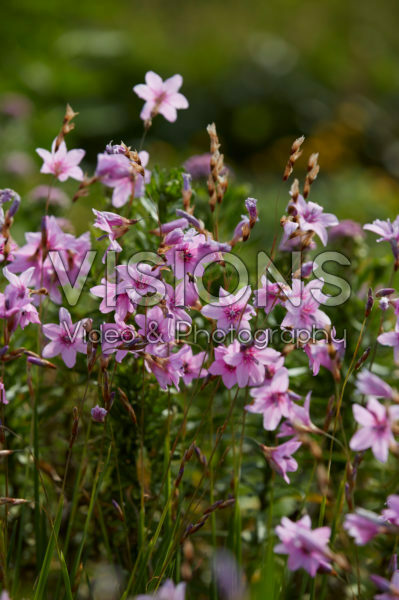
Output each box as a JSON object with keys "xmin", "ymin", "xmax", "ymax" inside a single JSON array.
[
  {"xmin": 133, "ymin": 71, "xmax": 188, "ymax": 123},
  {"xmin": 350, "ymin": 397, "xmax": 399, "ymax": 463},
  {"xmin": 378, "ymin": 320, "xmax": 399, "ymax": 363},
  {"xmin": 173, "ymin": 345, "xmax": 207, "ymax": 385},
  {"xmin": 42, "ymin": 307, "xmax": 86, "ymax": 368},
  {"xmin": 281, "ymin": 278, "xmax": 330, "ymax": 332},
  {"xmin": 201, "ymin": 286, "xmax": 255, "ymax": 333},
  {"xmin": 254, "ymin": 276, "xmax": 289, "ymax": 314},
  {"xmin": 135, "ymin": 579, "xmax": 186, "ymax": 600},
  {"xmin": 208, "ymin": 345, "xmax": 238, "ymax": 389},
  {"xmin": 144, "ymin": 347, "xmax": 183, "ymax": 391},
  {"xmin": 246, "ymin": 367, "xmax": 294, "ymax": 430},
  {"xmin": 101, "ymin": 316, "xmax": 138, "ymax": 363},
  {"xmin": 135, "ymin": 306, "xmax": 174, "ymax": 350},
  {"xmin": 275, "ymin": 515, "xmax": 332, "ymax": 577},
  {"xmin": 96, "ymin": 151, "xmax": 150, "ymax": 208},
  {"xmin": 223, "ymin": 340, "xmax": 283, "ymax": 388},
  {"xmin": 90, "ymin": 277, "xmax": 135, "ymax": 320},
  {"xmin": 36, "ymin": 139, "xmax": 85, "ymax": 182},
  {"xmin": 382, "ymin": 495, "xmax": 399, "ymax": 527},
  {"xmin": 356, "ymin": 370, "xmax": 394, "ymax": 399},
  {"xmin": 260, "ymin": 439, "xmax": 302, "ymax": 483},
  {"xmin": 344, "ymin": 510, "xmax": 382, "ymax": 545},
  {"xmin": 295, "ymin": 195, "xmax": 339, "ymax": 246},
  {"xmin": 371, "ymin": 569, "xmax": 399, "ymax": 600}
]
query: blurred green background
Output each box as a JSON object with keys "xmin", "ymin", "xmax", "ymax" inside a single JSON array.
[{"xmin": 1, "ymin": 0, "xmax": 399, "ymax": 233}]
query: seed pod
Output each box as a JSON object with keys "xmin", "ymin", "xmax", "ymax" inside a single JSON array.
[{"xmin": 365, "ymin": 288, "xmax": 374, "ymax": 317}]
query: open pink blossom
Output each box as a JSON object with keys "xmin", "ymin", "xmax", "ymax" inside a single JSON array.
[
  {"xmin": 281, "ymin": 278, "xmax": 330, "ymax": 332},
  {"xmin": 246, "ymin": 367, "xmax": 294, "ymax": 430},
  {"xmin": 275, "ymin": 515, "xmax": 332, "ymax": 577},
  {"xmin": 295, "ymin": 195, "xmax": 338, "ymax": 246},
  {"xmin": 254, "ymin": 276, "xmax": 289, "ymax": 314},
  {"xmin": 278, "ymin": 392, "xmax": 318, "ymax": 437},
  {"xmin": 350, "ymin": 397, "xmax": 399, "ymax": 463},
  {"xmin": 223, "ymin": 340, "xmax": 283, "ymax": 388},
  {"xmin": 135, "ymin": 306, "xmax": 174, "ymax": 350},
  {"xmin": 364, "ymin": 216, "xmax": 399, "ymax": 243},
  {"xmin": 144, "ymin": 347, "xmax": 183, "ymax": 391},
  {"xmin": 173, "ymin": 344, "xmax": 207, "ymax": 385},
  {"xmin": 92, "ymin": 209, "xmax": 138, "ymax": 263},
  {"xmin": 133, "ymin": 71, "xmax": 188, "ymax": 123},
  {"xmin": 260, "ymin": 439, "xmax": 302, "ymax": 483},
  {"xmin": 42, "ymin": 307, "xmax": 86, "ymax": 368},
  {"xmin": 90, "ymin": 277, "xmax": 135, "ymax": 320},
  {"xmin": 378, "ymin": 320, "xmax": 399, "ymax": 363},
  {"xmin": 36, "ymin": 138, "xmax": 85, "ymax": 182},
  {"xmin": 135, "ymin": 579, "xmax": 186, "ymax": 600},
  {"xmin": 201, "ymin": 286, "xmax": 255, "ymax": 333},
  {"xmin": 96, "ymin": 151, "xmax": 150, "ymax": 208},
  {"xmin": 208, "ymin": 344, "xmax": 238, "ymax": 389}
]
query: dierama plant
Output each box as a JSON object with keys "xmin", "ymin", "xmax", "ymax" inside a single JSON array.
[{"xmin": 1, "ymin": 71, "xmax": 399, "ymax": 600}]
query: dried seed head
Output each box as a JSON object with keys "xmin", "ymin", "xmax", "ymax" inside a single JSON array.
[
  {"xmin": 303, "ymin": 153, "xmax": 320, "ymax": 198},
  {"xmin": 283, "ymin": 135, "xmax": 305, "ymax": 181}
]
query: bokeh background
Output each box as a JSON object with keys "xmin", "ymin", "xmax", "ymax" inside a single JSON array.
[{"xmin": 1, "ymin": 0, "xmax": 399, "ymax": 239}]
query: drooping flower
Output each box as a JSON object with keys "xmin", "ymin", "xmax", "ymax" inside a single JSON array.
[
  {"xmin": 144, "ymin": 348, "xmax": 183, "ymax": 391},
  {"xmin": 329, "ymin": 219, "xmax": 365, "ymax": 240},
  {"xmin": 382, "ymin": 495, "xmax": 399, "ymax": 527},
  {"xmin": 343, "ymin": 510, "xmax": 383, "ymax": 545},
  {"xmin": 349, "ymin": 397, "xmax": 399, "ymax": 463},
  {"xmin": 201, "ymin": 286, "xmax": 255, "ymax": 333},
  {"xmin": 371, "ymin": 569, "xmax": 399, "ymax": 600},
  {"xmin": 90, "ymin": 277, "xmax": 135, "ymax": 320},
  {"xmin": 254, "ymin": 276, "xmax": 290, "ymax": 314},
  {"xmin": 133, "ymin": 71, "xmax": 189, "ymax": 123},
  {"xmin": 135, "ymin": 306, "xmax": 174, "ymax": 350},
  {"xmin": 92, "ymin": 209, "xmax": 138, "ymax": 262},
  {"xmin": 36, "ymin": 138, "xmax": 85, "ymax": 182},
  {"xmin": 378, "ymin": 320, "xmax": 399, "ymax": 363},
  {"xmin": 356, "ymin": 370, "xmax": 394, "ymax": 400},
  {"xmin": 260, "ymin": 439, "xmax": 302, "ymax": 483},
  {"xmin": 91, "ymin": 405, "xmax": 108, "ymax": 423},
  {"xmin": 135, "ymin": 578, "xmax": 186, "ymax": 600},
  {"xmin": 278, "ymin": 392, "xmax": 318, "ymax": 437},
  {"xmin": 246, "ymin": 367, "xmax": 294, "ymax": 430},
  {"xmin": 275, "ymin": 515, "xmax": 332, "ymax": 576},
  {"xmin": 42, "ymin": 307, "xmax": 86, "ymax": 368}
]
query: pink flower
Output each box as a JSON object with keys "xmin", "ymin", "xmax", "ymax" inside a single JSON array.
[
  {"xmin": 0, "ymin": 266, "xmax": 40, "ymax": 331},
  {"xmin": 135, "ymin": 306, "xmax": 174, "ymax": 350},
  {"xmin": 208, "ymin": 345, "xmax": 238, "ymax": 389},
  {"xmin": 223, "ymin": 340, "xmax": 283, "ymax": 388},
  {"xmin": 42, "ymin": 307, "xmax": 86, "ymax": 368},
  {"xmin": 378, "ymin": 320, "xmax": 399, "ymax": 363},
  {"xmin": 246, "ymin": 367, "xmax": 294, "ymax": 430},
  {"xmin": 294, "ymin": 195, "xmax": 338, "ymax": 246},
  {"xmin": 133, "ymin": 71, "xmax": 189, "ymax": 123},
  {"xmin": 135, "ymin": 579, "xmax": 186, "ymax": 600},
  {"xmin": 201, "ymin": 286, "xmax": 255, "ymax": 333},
  {"xmin": 344, "ymin": 510, "xmax": 382, "ymax": 545},
  {"xmin": 91, "ymin": 405, "xmax": 107, "ymax": 423},
  {"xmin": 144, "ymin": 348, "xmax": 183, "ymax": 391},
  {"xmin": 349, "ymin": 397, "xmax": 399, "ymax": 463},
  {"xmin": 90, "ymin": 277, "xmax": 135, "ymax": 320},
  {"xmin": 364, "ymin": 217, "xmax": 399, "ymax": 243},
  {"xmin": 117, "ymin": 263, "xmax": 162, "ymax": 306},
  {"xmin": 173, "ymin": 345, "xmax": 207, "ymax": 385},
  {"xmin": 0, "ymin": 381, "xmax": 7, "ymax": 405},
  {"xmin": 356, "ymin": 370, "xmax": 394, "ymax": 399},
  {"xmin": 281, "ymin": 279, "xmax": 330, "ymax": 332},
  {"xmin": 275, "ymin": 515, "xmax": 332, "ymax": 576},
  {"xmin": 92, "ymin": 209, "xmax": 137, "ymax": 262},
  {"xmin": 36, "ymin": 139, "xmax": 85, "ymax": 182},
  {"xmin": 101, "ymin": 316, "xmax": 138, "ymax": 363},
  {"xmin": 260, "ymin": 439, "xmax": 302, "ymax": 483},
  {"xmin": 382, "ymin": 495, "xmax": 399, "ymax": 527},
  {"xmin": 304, "ymin": 331, "xmax": 345, "ymax": 376},
  {"xmin": 371, "ymin": 569, "xmax": 399, "ymax": 600},
  {"xmin": 96, "ymin": 151, "xmax": 150, "ymax": 208},
  {"xmin": 279, "ymin": 392, "xmax": 318, "ymax": 436},
  {"xmin": 254, "ymin": 276, "xmax": 289, "ymax": 314}
]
